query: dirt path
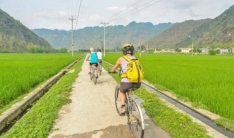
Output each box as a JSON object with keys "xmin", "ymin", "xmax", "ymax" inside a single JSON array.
[{"xmin": 48, "ymin": 58, "xmax": 171, "ymax": 138}]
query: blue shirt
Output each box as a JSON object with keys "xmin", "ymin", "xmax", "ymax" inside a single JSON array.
[{"xmin": 90, "ymin": 52, "xmax": 98, "ymax": 63}]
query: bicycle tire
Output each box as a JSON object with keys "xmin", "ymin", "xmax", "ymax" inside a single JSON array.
[
  {"xmin": 98, "ymin": 64, "xmax": 102, "ymax": 76},
  {"xmin": 90, "ymin": 67, "xmax": 94, "ymax": 80},
  {"xmin": 93, "ymin": 71, "xmax": 97, "ymax": 85},
  {"xmin": 90, "ymin": 73, "xmax": 92, "ymax": 80},
  {"xmin": 93, "ymin": 76, "xmax": 97, "ymax": 85},
  {"xmin": 114, "ymin": 85, "xmax": 121, "ymax": 115},
  {"xmin": 128, "ymin": 100, "xmax": 145, "ymax": 138}
]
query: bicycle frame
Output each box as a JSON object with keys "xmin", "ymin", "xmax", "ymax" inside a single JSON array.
[
  {"xmin": 114, "ymin": 84, "xmax": 145, "ymax": 138},
  {"xmin": 126, "ymin": 91, "xmax": 145, "ymax": 128}
]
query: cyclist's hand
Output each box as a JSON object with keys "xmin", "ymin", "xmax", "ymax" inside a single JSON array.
[{"xmin": 108, "ymin": 71, "xmax": 118, "ymax": 74}]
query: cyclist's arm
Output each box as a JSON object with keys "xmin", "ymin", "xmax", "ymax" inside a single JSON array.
[
  {"xmin": 111, "ymin": 57, "xmax": 123, "ymax": 72},
  {"xmin": 86, "ymin": 53, "xmax": 91, "ymax": 61}
]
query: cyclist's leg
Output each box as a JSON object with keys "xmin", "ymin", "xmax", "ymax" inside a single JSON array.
[
  {"xmin": 94, "ymin": 63, "xmax": 98, "ymax": 78},
  {"xmin": 89, "ymin": 63, "xmax": 92, "ymax": 74},
  {"xmin": 120, "ymin": 82, "xmax": 130, "ymax": 105}
]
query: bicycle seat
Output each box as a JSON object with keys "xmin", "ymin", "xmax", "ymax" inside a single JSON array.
[{"xmin": 91, "ymin": 65, "xmax": 96, "ymax": 68}]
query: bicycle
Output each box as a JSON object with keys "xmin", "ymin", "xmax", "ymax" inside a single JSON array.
[
  {"xmin": 98, "ymin": 60, "xmax": 102, "ymax": 76},
  {"xmin": 90, "ymin": 64, "xmax": 98, "ymax": 85},
  {"xmin": 109, "ymin": 72, "xmax": 145, "ymax": 138}
]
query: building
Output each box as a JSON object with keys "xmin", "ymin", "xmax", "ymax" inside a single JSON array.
[{"xmin": 180, "ymin": 48, "xmax": 191, "ymax": 53}]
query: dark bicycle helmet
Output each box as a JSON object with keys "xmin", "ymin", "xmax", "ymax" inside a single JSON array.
[{"xmin": 121, "ymin": 43, "xmax": 134, "ymax": 55}]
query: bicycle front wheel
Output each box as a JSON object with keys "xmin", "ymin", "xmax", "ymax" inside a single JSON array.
[
  {"xmin": 114, "ymin": 85, "xmax": 121, "ymax": 115},
  {"xmin": 128, "ymin": 101, "xmax": 145, "ymax": 138}
]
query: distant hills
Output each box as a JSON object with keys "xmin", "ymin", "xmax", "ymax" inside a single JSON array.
[
  {"xmin": 0, "ymin": 9, "xmax": 52, "ymax": 53},
  {"xmin": 32, "ymin": 22, "xmax": 173, "ymax": 51},
  {"xmin": 147, "ymin": 4, "xmax": 234, "ymax": 50},
  {"xmin": 1, "ymin": 4, "xmax": 234, "ymax": 53}
]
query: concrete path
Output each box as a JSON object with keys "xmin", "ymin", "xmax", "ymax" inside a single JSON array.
[{"xmin": 48, "ymin": 58, "xmax": 171, "ymax": 138}]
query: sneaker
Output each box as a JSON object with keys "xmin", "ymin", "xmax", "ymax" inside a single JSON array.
[
  {"xmin": 88, "ymin": 72, "xmax": 91, "ymax": 75},
  {"xmin": 120, "ymin": 106, "xmax": 126, "ymax": 115}
]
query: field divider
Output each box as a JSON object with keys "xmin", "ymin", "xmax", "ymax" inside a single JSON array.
[{"xmin": 0, "ymin": 55, "xmax": 84, "ymax": 133}]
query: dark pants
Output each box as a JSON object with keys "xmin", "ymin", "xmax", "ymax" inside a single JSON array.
[{"xmin": 120, "ymin": 82, "xmax": 141, "ymax": 93}]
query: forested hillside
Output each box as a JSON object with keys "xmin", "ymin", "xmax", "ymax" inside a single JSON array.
[
  {"xmin": 146, "ymin": 19, "xmax": 211, "ymax": 49},
  {"xmin": 32, "ymin": 22, "xmax": 173, "ymax": 50},
  {"xmin": 147, "ymin": 4, "xmax": 234, "ymax": 49},
  {"xmin": 193, "ymin": 4, "xmax": 234, "ymax": 49},
  {"xmin": 0, "ymin": 9, "xmax": 53, "ymax": 53}
]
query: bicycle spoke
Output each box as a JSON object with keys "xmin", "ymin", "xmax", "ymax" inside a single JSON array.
[{"xmin": 128, "ymin": 102, "xmax": 144, "ymax": 138}]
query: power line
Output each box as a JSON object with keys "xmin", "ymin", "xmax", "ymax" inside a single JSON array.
[
  {"xmin": 107, "ymin": 0, "xmax": 142, "ymax": 20},
  {"xmin": 75, "ymin": 0, "xmax": 82, "ymax": 30},
  {"xmin": 106, "ymin": 0, "xmax": 161, "ymax": 23}
]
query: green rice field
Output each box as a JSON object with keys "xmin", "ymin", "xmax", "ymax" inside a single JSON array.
[
  {"xmin": 104, "ymin": 53, "xmax": 234, "ymax": 122},
  {"xmin": 0, "ymin": 53, "xmax": 83, "ymax": 108}
]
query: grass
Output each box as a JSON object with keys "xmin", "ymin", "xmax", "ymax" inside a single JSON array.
[
  {"xmin": 104, "ymin": 53, "xmax": 234, "ymax": 128},
  {"xmin": 1, "ymin": 57, "xmax": 83, "ymax": 138},
  {"xmin": 104, "ymin": 62, "xmax": 211, "ymax": 138},
  {"xmin": 135, "ymin": 87, "xmax": 211, "ymax": 138},
  {"xmin": 103, "ymin": 52, "xmax": 234, "ymax": 137},
  {"xmin": 1, "ymin": 52, "xmax": 233, "ymax": 137},
  {"xmin": 0, "ymin": 53, "xmax": 82, "ymax": 110}
]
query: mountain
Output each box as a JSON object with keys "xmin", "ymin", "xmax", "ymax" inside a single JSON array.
[
  {"xmin": 146, "ymin": 19, "xmax": 211, "ymax": 49},
  {"xmin": 32, "ymin": 21, "xmax": 173, "ymax": 50},
  {"xmin": 146, "ymin": 4, "xmax": 234, "ymax": 49},
  {"xmin": 0, "ymin": 9, "xmax": 53, "ymax": 53},
  {"xmin": 192, "ymin": 4, "xmax": 234, "ymax": 49}
]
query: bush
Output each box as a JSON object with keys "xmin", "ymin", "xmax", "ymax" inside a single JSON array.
[{"xmin": 209, "ymin": 49, "xmax": 216, "ymax": 55}]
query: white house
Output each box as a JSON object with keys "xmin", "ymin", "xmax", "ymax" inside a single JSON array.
[{"xmin": 180, "ymin": 48, "xmax": 191, "ymax": 53}]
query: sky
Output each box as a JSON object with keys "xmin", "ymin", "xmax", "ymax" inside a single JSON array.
[{"xmin": 0, "ymin": 0, "xmax": 234, "ymax": 30}]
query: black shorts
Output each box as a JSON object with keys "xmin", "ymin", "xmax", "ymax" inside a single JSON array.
[
  {"xmin": 120, "ymin": 82, "xmax": 141, "ymax": 93},
  {"xmin": 90, "ymin": 63, "xmax": 98, "ymax": 67}
]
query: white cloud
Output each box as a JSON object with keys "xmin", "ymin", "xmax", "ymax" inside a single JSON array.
[{"xmin": 1, "ymin": 0, "xmax": 234, "ymax": 30}]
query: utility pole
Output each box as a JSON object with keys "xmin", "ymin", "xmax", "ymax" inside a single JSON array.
[
  {"xmin": 100, "ymin": 22, "xmax": 109, "ymax": 57},
  {"xmin": 140, "ymin": 33, "xmax": 142, "ymax": 57},
  {"xmin": 69, "ymin": 16, "xmax": 75, "ymax": 57},
  {"xmin": 192, "ymin": 38, "xmax": 194, "ymax": 56}
]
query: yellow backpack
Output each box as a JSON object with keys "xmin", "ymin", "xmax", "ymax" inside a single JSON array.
[{"xmin": 121, "ymin": 56, "xmax": 144, "ymax": 83}]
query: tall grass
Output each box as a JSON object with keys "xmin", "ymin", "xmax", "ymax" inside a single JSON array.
[
  {"xmin": 104, "ymin": 53, "xmax": 234, "ymax": 121},
  {"xmin": 0, "ymin": 53, "xmax": 83, "ymax": 108}
]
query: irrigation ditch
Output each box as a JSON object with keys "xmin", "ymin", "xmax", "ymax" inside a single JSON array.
[
  {"xmin": 103, "ymin": 60, "xmax": 234, "ymax": 138},
  {"xmin": 0, "ymin": 56, "xmax": 84, "ymax": 135}
]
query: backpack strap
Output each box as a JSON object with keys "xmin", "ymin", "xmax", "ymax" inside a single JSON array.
[
  {"xmin": 123, "ymin": 55, "xmax": 130, "ymax": 62},
  {"xmin": 121, "ymin": 56, "xmax": 135, "ymax": 78}
]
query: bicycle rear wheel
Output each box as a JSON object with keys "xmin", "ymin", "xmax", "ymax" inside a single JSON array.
[
  {"xmin": 128, "ymin": 101, "xmax": 145, "ymax": 138},
  {"xmin": 90, "ymin": 68, "xmax": 93, "ymax": 80},
  {"xmin": 114, "ymin": 85, "xmax": 121, "ymax": 115},
  {"xmin": 93, "ymin": 71, "xmax": 97, "ymax": 85},
  {"xmin": 90, "ymin": 73, "xmax": 92, "ymax": 80},
  {"xmin": 98, "ymin": 63, "xmax": 102, "ymax": 76}
]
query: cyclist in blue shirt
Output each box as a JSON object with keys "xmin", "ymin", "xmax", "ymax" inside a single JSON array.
[{"xmin": 86, "ymin": 47, "xmax": 99, "ymax": 76}]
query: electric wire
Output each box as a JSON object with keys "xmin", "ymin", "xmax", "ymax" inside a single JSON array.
[
  {"xmin": 106, "ymin": 0, "xmax": 161, "ymax": 24},
  {"xmin": 75, "ymin": 0, "xmax": 82, "ymax": 30},
  {"xmin": 107, "ymin": 0, "xmax": 143, "ymax": 20}
]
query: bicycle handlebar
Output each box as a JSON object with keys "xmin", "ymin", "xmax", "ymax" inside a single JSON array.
[{"xmin": 108, "ymin": 71, "xmax": 118, "ymax": 74}]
